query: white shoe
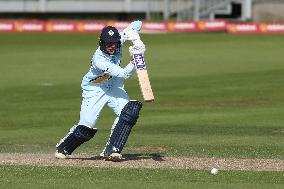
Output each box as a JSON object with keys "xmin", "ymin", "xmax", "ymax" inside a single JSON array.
[
  {"xmin": 55, "ymin": 151, "xmax": 68, "ymax": 159},
  {"xmin": 99, "ymin": 152, "xmax": 106, "ymax": 159},
  {"xmin": 107, "ymin": 153, "xmax": 122, "ymax": 162}
]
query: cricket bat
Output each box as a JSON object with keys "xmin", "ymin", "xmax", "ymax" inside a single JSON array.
[{"xmin": 133, "ymin": 53, "xmax": 155, "ymax": 102}]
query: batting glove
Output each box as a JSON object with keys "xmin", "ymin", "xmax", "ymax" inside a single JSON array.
[
  {"xmin": 129, "ymin": 40, "xmax": 146, "ymax": 56},
  {"xmin": 123, "ymin": 28, "xmax": 140, "ymax": 42}
]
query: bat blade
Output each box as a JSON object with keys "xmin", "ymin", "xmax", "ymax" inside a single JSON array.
[{"xmin": 133, "ymin": 53, "xmax": 155, "ymax": 102}]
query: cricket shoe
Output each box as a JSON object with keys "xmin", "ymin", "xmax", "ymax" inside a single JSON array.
[
  {"xmin": 99, "ymin": 152, "xmax": 107, "ymax": 159},
  {"xmin": 107, "ymin": 153, "xmax": 123, "ymax": 162},
  {"xmin": 54, "ymin": 150, "xmax": 69, "ymax": 159},
  {"xmin": 100, "ymin": 152, "xmax": 123, "ymax": 162}
]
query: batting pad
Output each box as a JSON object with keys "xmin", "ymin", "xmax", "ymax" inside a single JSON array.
[
  {"xmin": 56, "ymin": 125, "xmax": 97, "ymax": 155},
  {"xmin": 104, "ymin": 100, "xmax": 142, "ymax": 156}
]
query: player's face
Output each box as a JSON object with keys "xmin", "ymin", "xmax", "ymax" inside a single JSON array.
[{"xmin": 105, "ymin": 42, "xmax": 118, "ymax": 55}]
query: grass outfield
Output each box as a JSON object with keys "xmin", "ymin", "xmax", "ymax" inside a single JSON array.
[
  {"xmin": 0, "ymin": 33, "xmax": 283, "ymax": 158},
  {"xmin": 0, "ymin": 33, "xmax": 283, "ymax": 187},
  {"xmin": 0, "ymin": 165, "xmax": 283, "ymax": 189}
]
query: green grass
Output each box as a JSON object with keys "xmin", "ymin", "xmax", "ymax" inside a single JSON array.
[
  {"xmin": 0, "ymin": 33, "xmax": 284, "ymax": 158},
  {"xmin": 0, "ymin": 165, "xmax": 283, "ymax": 189},
  {"xmin": 1, "ymin": 32, "xmax": 284, "ymax": 188}
]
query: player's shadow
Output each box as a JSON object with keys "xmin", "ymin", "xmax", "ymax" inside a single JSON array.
[
  {"xmin": 69, "ymin": 153, "xmax": 165, "ymax": 162},
  {"xmin": 122, "ymin": 153, "xmax": 165, "ymax": 162}
]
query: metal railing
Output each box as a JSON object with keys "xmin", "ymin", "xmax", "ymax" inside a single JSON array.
[
  {"xmin": 253, "ymin": 0, "xmax": 284, "ymax": 3},
  {"xmin": 1, "ymin": 0, "xmax": 281, "ymax": 21}
]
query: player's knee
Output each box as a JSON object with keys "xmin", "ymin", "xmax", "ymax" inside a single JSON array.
[
  {"xmin": 78, "ymin": 118, "xmax": 97, "ymax": 129},
  {"xmin": 113, "ymin": 99, "xmax": 130, "ymax": 117},
  {"xmin": 120, "ymin": 100, "xmax": 143, "ymax": 125}
]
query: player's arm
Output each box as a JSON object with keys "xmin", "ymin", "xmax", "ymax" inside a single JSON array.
[{"xmin": 93, "ymin": 57, "xmax": 135, "ymax": 79}]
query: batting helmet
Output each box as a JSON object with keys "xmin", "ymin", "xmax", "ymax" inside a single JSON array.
[{"xmin": 99, "ymin": 26, "xmax": 121, "ymax": 55}]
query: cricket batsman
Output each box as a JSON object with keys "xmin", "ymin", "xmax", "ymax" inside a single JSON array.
[{"xmin": 55, "ymin": 20, "xmax": 146, "ymax": 161}]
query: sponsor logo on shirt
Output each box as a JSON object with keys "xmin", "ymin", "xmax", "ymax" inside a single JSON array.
[{"xmin": 90, "ymin": 74, "xmax": 112, "ymax": 84}]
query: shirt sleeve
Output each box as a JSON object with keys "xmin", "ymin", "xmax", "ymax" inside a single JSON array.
[{"xmin": 93, "ymin": 57, "xmax": 135, "ymax": 79}]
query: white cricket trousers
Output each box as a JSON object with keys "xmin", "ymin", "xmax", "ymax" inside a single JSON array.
[{"xmin": 78, "ymin": 86, "xmax": 130, "ymax": 128}]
